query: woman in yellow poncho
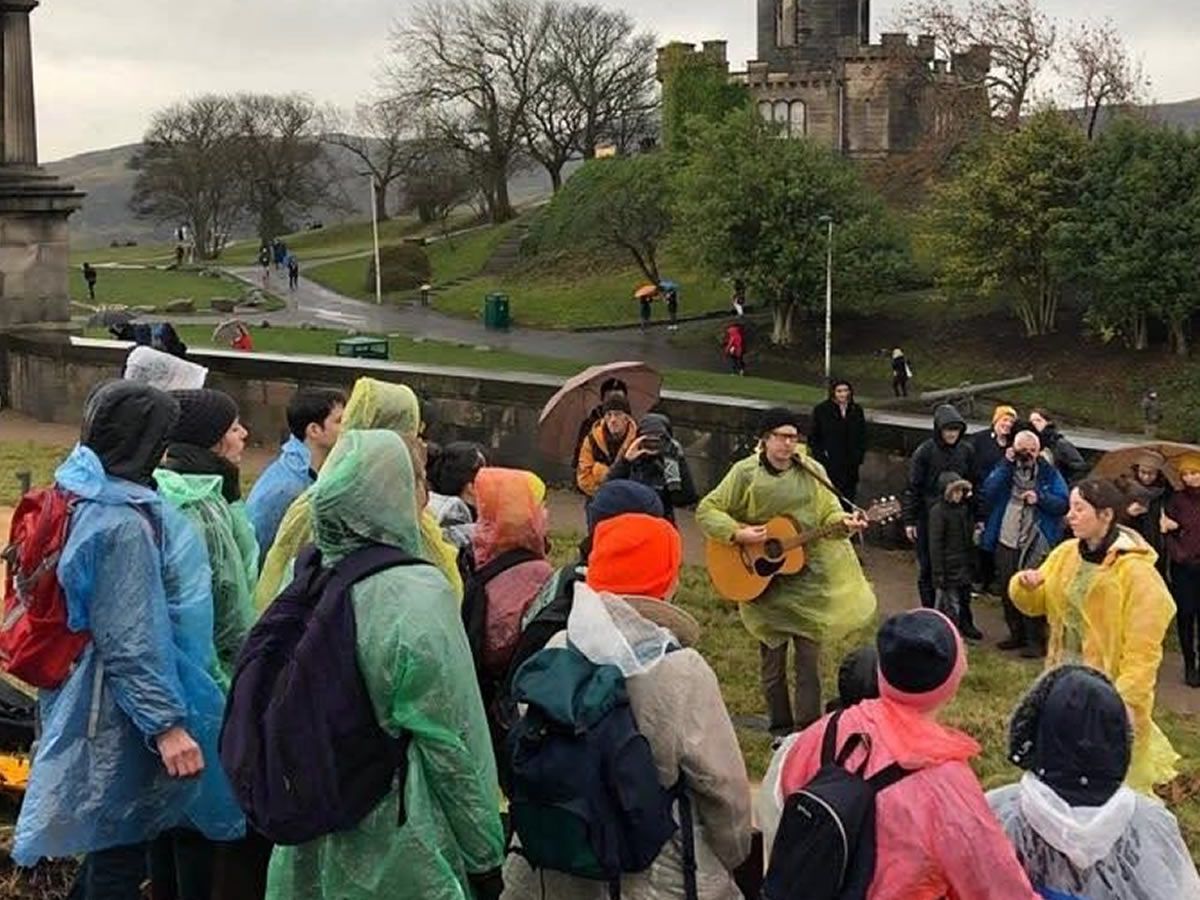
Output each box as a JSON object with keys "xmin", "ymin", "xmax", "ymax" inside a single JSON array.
[
  {"xmin": 1011, "ymin": 478, "xmax": 1179, "ymax": 793},
  {"xmin": 255, "ymin": 377, "xmax": 462, "ymax": 608}
]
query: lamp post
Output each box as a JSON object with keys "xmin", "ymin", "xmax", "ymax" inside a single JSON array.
[
  {"xmin": 818, "ymin": 215, "xmax": 834, "ymax": 380},
  {"xmin": 368, "ymin": 174, "xmax": 382, "ymax": 305}
]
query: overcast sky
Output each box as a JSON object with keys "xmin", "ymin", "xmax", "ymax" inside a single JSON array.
[{"xmin": 33, "ymin": 0, "xmax": 1200, "ymax": 162}]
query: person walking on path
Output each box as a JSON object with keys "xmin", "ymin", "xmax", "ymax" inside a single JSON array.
[
  {"xmin": 264, "ymin": 430, "xmax": 505, "ymax": 900},
  {"xmin": 759, "ymin": 609, "xmax": 1039, "ymax": 900},
  {"xmin": 980, "ymin": 429, "xmax": 1070, "ymax": 658},
  {"xmin": 808, "ymin": 379, "xmax": 867, "ymax": 506},
  {"xmin": 576, "ymin": 394, "xmax": 637, "ymax": 498},
  {"xmin": 246, "ymin": 388, "xmax": 345, "ymax": 561},
  {"xmin": 156, "ymin": 389, "xmax": 259, "ymax": 687},
  {"xmin": 928, "ymin": 472, "xmax": 982, "ymax": 640},
  {"xmin": 1010, "ymin": 478, "xmax": 1180, "ymax": 795},
  {"xmin": 723, "ymin": 323, "xmax": 746, "ymax": 376},
  {"xmin": 287, "ymin": 255, "xmax": 300, "ymax": 291},
  {"xmin": 501, "ymin": 513, "xmax": 753, "ymax": 900},
  {"xmin": 258, "ymin": 246, "xmax": 271, "ymax": 289},
  {"xmin": 664, "ymin": 285, "xmax": 679, "ymax": 331},
  {"xmin": 82, "ymin": 262, "xmax": 98, "ymax": 301},
  {"xmin": 639, "ymin": 293, "xmax": 654, "ymax": 331},
  {"xmin": 13, "ymin": 382, "xmax": 244, "ymax": 893},
  {"xmin": 697, "ymin": 407, "xmax": 876, "ymax": 739},
  {"xmin": 255, "ymin": 377, "xmax": 464, "ymax": 607},
  {"xmin": 1141, "ymin": 390, "xmax": 1162, "ymax": 436},
  {"xmin": 1028, "ymin": 408, "xmax": 1088, "ymax": 484},
  {"xmin": 891, "ymin": 348, "xmax": 912, "ymax": 397},
  {"xmin": 1163, "ymin": 452, "xmax": 1200, "ymax": 686},
  {"xmin": 989, "ymin": 665, "xmax": 1200, "ymax": 900},
  {"xmin": 903, "ymin": 404, "xmax": 973, "ymax": 608}
]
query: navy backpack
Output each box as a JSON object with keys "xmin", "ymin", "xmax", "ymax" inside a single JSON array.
[
  {"xmin": 505, "ymin": 644, "xmax": 697, "ymax": 900},
  {"xmin": 219, "ymin": 543, "xmax": 426, "ymax": 845}
]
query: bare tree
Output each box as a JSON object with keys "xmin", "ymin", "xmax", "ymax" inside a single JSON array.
[
  {"xmin": 392, "ymin": 0, "xmax": 552, "ymax": 223},
  {"xmin": 551, "ymin": 5, "xmax": 657, "ymax": 158},
  {"xmin": 400, "ymin": 140, "xmax": 478, "ymax": 240},
  {"xmin": 130, "ymin": 95, "xmax": 243, "ymax": 260},
  {"xmin": 1060, "ymin": 19, "xmax": 1149, "ymax": 139},
  {"xmin": 895, "ymin": 0, "xmax": 1056, "ymax": 127},
  {"xmin": 232, "ymin": 93, "xmax": 331, "ymax": 242},
  {"xmin": 320, "ymin": 99, "xmax": 422, "ymax": 219}
]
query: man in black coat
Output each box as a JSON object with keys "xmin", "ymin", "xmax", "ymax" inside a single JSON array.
[
  {"xmin": 808, "ymin": 379, "xmax": 867, "ymax": 506},
  {"xmin": 903, "ymin": 404, "xmax": 973, "ymax": 608}
]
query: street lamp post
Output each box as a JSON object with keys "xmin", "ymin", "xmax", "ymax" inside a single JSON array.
[
  {"xmin": 818, "ymin": 215, "xmax": 834, "ymax": 380},
  {"xmin": 368, "ymin": 174, "xmax": 383, "ymax": 306}
]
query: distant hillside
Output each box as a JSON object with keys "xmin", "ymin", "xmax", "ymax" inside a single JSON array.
[
  {"xmin": 45, "ymin": 142, "xmax": 560, "ymax": 250},
  {"xmin": 1144, "ymin": 96, "xmax": 1200, "ymax": 130}
]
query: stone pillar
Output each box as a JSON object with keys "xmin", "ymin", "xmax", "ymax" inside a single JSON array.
[{"xmin": 1, "ymin": 2, "xmax": 38, "ymax": 166}]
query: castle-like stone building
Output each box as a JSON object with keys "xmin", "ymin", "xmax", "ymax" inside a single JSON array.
[{"xmin": 664, "ymin": 0, "xmax": 991, "ymax": 159}]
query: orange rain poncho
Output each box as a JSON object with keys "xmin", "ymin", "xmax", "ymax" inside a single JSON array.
[{"xmin": 471, "ymin": 468, "xmax": 553, "ymax": 675}]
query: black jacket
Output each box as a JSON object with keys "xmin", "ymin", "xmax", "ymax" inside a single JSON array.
[
  {"xmin": 903, "ymin": 405, "xmax": 974, "ymax": 526},
  {"xmin": 1039, "ymin": 425, "xmax": 1088, "ymax": 484},
  {"xmin": 928, "ymin": 473, "xmax": 976, "ymax": 588},
  {"xmin": 970, "ymin": 429, "xmax": 1009, "ymax": 489},
  {"xmin": 809, "ymin": 389, "xmax": 867, "ymax": 488}
]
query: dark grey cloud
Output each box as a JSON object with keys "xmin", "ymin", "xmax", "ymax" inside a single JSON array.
[{"xmin": 31, "ymin": 0, "xmax": 1200, "ymax": 161}]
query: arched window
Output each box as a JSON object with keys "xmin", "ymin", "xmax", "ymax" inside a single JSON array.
[
  {"xmin": 758, "ymin": 100, "xmax": 774, "ymax": 124},
  {"xmin": 789, "ymin": 100, "xmax": 807, "ymax": 137},
  {"xmin": 773, "ymin": 100, "xmax": 790, "ymax": 132}
]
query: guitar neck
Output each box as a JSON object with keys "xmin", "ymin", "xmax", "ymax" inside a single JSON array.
[{"xmin": 777, "ymin": 521, "xmax": 845, "ymax": 553}]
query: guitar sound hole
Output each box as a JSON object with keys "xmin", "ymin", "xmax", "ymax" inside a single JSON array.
[
  {"xmin": 754, "ymin": 556, "xmax": 785, "ymax": 578},
  {"xmin": 763, "ymin": 539, "xmax": 784, "ymax": 560}
]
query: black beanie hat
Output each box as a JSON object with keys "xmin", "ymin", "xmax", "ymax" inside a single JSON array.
[
  {"xmin": 602, "ymin": 394, "xmax": 632, "ymax": 415},
  {"xmin": 758, "ymin": 407, "xmax": 801, "ymax": 438},
  {"xmin": 877, "ymin": 609, "xmax": 959, "ymax": 695},
  {"xmin": 170, "ymin": 389, "xmax": 238, "ymax": 448}
]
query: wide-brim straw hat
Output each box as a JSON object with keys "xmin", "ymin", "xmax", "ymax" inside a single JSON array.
[{"xmin": 622, "ymin": 596, "xmax": 702, "ymax": 649}]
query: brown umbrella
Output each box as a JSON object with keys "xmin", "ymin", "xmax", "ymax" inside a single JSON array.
[
  {"xmin": 1090, "ymin": 441, "xmax": 1200, "ymax": 491},
  {"xmin": 538, "ymin": 362, "xmax": 663, "ymax": 461},
  {"xmin": 212, "ymin": 319, "xmax": 248, "ymax": 344}
]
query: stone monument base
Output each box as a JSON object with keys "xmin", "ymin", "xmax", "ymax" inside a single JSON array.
[{"xmin": 0, "ymin": 168, "xmax": 84, "ymax": 328}]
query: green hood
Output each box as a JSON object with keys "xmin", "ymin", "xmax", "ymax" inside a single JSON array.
[
  {"xmin": 512, "ymin": 646, "xmax": 625, "ymax": 730},
  {"xmin": 155, "ymin": 467, "xmax": 225, "ymax": 506},
  {"xmin": 312, "ymin": 429, "xmax": 423, "ymax": 563}
]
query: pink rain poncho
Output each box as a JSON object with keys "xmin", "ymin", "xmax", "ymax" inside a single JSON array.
[
  {"xmin": 471, "ymin": 468, "xmax": 553, "ymax": 675},
  {"xmin": 759, "ymin": 698, "xmax": 1038, "ymax": 900}
]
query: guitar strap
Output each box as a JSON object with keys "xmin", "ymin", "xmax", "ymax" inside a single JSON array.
[{"xmin": 792, "ymin": 453, "xmax": 868, "ymax": 549}]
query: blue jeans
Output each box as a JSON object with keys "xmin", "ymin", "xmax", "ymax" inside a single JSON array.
[{"xmin": 68, "ymin": 843, "xmax": 147, "ymax": 900}]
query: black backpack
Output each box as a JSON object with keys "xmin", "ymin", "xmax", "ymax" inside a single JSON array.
[
  {"xmin": 461, "ymin": 547, "xmax": 542, "ymax": 677},
  {"xmin": 763, "ymin": 710, "xmax": 913, "ymax": 900}
]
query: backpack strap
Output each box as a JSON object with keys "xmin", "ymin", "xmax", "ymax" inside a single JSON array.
[
  {"xmin": 673, "ymin": 776, "xmax": 699, "ymax": 900},
  {"xmin": 471, "ymin": 547, "xmax": 541, "ymax": 585},
  {"xmin": 867, "ymin": 762, "xmax": 914, "ymax": 793},
  {"xmin": 819, "ymin": 709, "xmax": 844, "ymax": 767}
]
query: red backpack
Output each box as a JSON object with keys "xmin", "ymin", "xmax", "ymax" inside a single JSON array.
[{"xmin": 0, "ymin": 488, "xmax": 90, "ymax": 689}]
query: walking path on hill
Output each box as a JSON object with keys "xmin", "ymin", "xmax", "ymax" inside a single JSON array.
[{"xmin": 1, "ymin": 411, "xmax": 1191, "ymax": 716}]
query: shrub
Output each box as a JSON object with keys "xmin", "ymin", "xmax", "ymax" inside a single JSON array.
[{"xmin": 365, "ymin": 242, "xmax": 432, "ymax": 294}]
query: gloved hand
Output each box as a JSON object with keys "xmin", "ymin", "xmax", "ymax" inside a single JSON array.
[{"xmin": 469, "ymin": 868, "xmax": 504, "ymax": 900}]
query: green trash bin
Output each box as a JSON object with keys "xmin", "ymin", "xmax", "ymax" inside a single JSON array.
[{"xmin": 484, "ymin": 292, "xmax": 510, "ymax": 330}]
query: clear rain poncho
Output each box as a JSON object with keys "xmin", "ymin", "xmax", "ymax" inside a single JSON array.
[
  {"xmin": 245, "ymin": 435, "xmax": 313, "ymax": 557},
  {"xmin": 695, "ymin": 448, "xmax": 877, "ymax": 646},
  {"xmin": 989, "ymin": 776, "xmax": 1200, "ymax": 899},
  {"xmin": 265, "ymin": 430, "xmax": 504, "ymax": 900},
  {"xmin": 255, "ymin": 377, "xmax": 462, "ymax": 608},
  {"xmin": 14, "ymin": 444, "xmax": 244, "ymax": 865},
  {"xmin": 155, "ymin": 468, "xmax": 259, "ymax": 689}
]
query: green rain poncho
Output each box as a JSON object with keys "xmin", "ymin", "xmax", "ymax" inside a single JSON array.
[
  {"xmin": 155, "ymin": 468, "xmax": 258, "ymax": 686},
  {"xmin": 696, "ymin": 448, "xmax": 877, "ymax": 646},
  {"xmin": 254, "ymin": 377, "xmax": 463, "ymax": 608},
  {"xmin": 265, "ymin": 430, "xmax": 504, "ymax": 900}
]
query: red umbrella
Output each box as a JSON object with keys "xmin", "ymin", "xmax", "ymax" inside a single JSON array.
[{"xmin": 538, "ymin": 362, "xmax": 663, "ymax": 461}]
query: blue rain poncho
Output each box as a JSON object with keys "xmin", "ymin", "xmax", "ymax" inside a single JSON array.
[
  {"xmin": 246, "ymin": 436, "xmax": 313, "ymax": 558},
  {"xmin": 14, "ymin": 445, "xmax": 244, "ymax": 865},
  {"xmin": 156, "ymin": 469, "xmax": 259, "ymax": 688},
  {"xmin": 266, "ymin": 430, "xmax": 504, "ymax": 900}
]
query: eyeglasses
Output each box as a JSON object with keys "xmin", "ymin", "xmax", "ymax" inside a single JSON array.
[{"xmin": 769, "ymin": 431, "xmax": 801, "ymax": 443}]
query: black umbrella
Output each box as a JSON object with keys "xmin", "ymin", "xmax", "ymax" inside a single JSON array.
[{"xmin": 87, "ymin": 308, "xmax": 137, "ymax": 328}]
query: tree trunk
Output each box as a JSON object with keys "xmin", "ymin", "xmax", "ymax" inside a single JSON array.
[
  {"xmin": 770, "ymin": 300, "xmax": 795, "ymax": 346},
  {"xmin": 373, "ymin": 181, "xmax": 391, "ymax": 222},
  {"xmin": 546, "ymin": 163, "xmax": 563, "ymax": 193},
  {"xmin": 491, "ymin": 168, "xmax": 515, "ymax": 223},
  {"xmin": 1132, "ymin": 312, "xmax": 1148, "ymax": 350},
  {"xmin": 1169, "ymin": 318, "xmax": 1190, "ymax": 356}
]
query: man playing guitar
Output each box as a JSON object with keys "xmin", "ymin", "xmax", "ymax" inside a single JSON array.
[{"xmin": 696, "ymin": 407, "xmax": 878, "ymax": 741}]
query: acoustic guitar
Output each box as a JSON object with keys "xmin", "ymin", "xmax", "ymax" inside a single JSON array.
[{"xmin": 705, "ymin": 498, "xmax": 901, "ymax": 604}]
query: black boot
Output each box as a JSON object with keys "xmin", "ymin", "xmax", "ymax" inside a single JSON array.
[{"xmin": 1186, "ymin": 657, "xmax": 1200, "ymax": 688}]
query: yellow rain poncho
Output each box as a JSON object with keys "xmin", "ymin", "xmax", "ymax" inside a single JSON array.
[
  {"xmin": 255, "ymin": 377, "xmax": 461, "ymax": 608},
  {"xmin": 696, "ymin": 448, "xmax": 876, "ymax": 646},
  {"xmin": 266, "ymin": 430, "xmax": 504, "ymax": 900},
  {"xmin": 1009, "ymin": 526, "xmax": 1179, "ymax": 793}
]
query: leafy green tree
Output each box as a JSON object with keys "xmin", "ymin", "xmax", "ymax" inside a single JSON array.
[
  {"xmin": 674, "ymin": 110, "xmax": 909, "ymax": 346},
  {"xmin": 929, "ymin": 109, "xmax": 1087, "ymax": 336},
  {"xmin": 524, "ymin": 154, "xmax": 672, "ymax": 283},
  {"xmin": 1054, "ymin": 119, "xmax": 1200, "ymax": 354},
  {"xmin": 658, "ymin": 43, "xmax": 750, "ymax": 153}
]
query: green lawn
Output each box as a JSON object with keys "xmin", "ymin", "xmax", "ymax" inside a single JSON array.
[
  {"xmin": 142, "ymin": 326, "xmax": 825, "ymax": 407},
  {"xmin": 71, "ymin": 242, "xmax": 177, "ymax": 267},
  {"xmin": 305, "ymin": 220, "xmax": 521, "ymax": 304},
  {"xmin": 70, "ymin": 268, "xmax": 254, "ymax": 312}
]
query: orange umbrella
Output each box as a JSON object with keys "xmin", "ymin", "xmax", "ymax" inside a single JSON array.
[
  {"xmin": 634, "ymin": 284, "xmax": 659, "ymax": 300},
  {"xmin": 537, "ymin": 362, "xmax": 662, "ymax": 461}
]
